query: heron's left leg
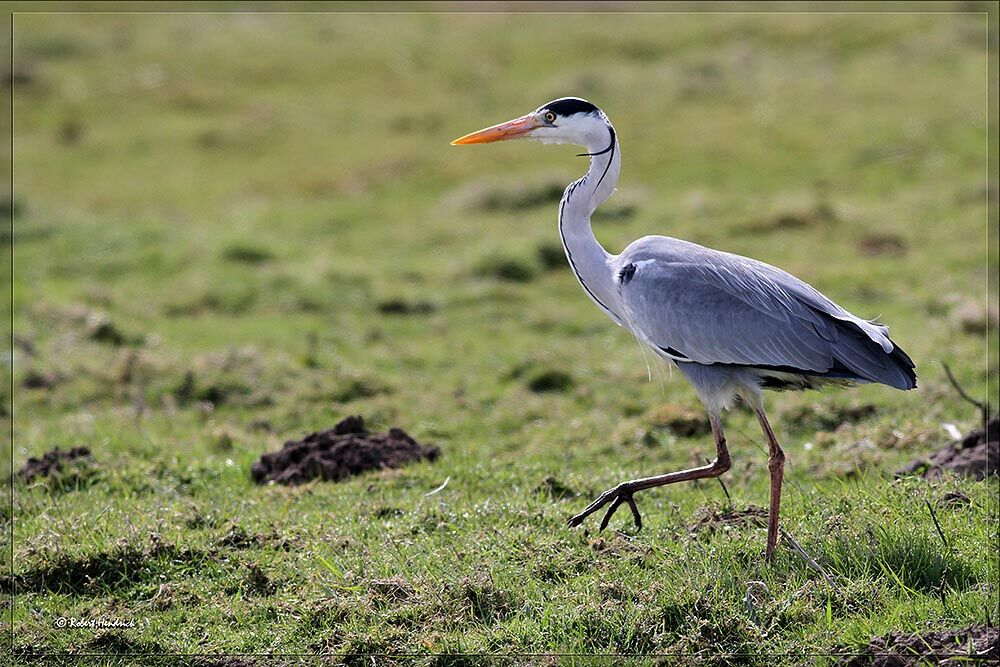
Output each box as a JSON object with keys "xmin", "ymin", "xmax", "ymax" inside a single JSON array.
[
  {"xmin": 568, "ymin": 413, "xmax": 731, "ymax": 531},
  {"xmin": 755, "ymin": 407, "xmax": 786, "ymax": 562}
]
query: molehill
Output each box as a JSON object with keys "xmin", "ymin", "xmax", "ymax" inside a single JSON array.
[{"xmin": 251, "ymin": 416, "xmax": 439, "ymax": 485}]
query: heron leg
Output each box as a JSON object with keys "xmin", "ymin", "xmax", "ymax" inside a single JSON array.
[
  {"xmin": 568, "ymin": 413, "xmax": 731, "ymax": 531},
  {"xmin": 755, "ymin": 407, "xmax": 786, "ymax": 562}
]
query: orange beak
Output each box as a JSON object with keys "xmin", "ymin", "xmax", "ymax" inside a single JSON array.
[{"xmin": 451, "ymin": 114, "xmax": 543, "ymax": 145}]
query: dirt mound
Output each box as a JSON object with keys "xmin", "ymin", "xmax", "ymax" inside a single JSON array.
[
  {"xmin": 897, "ymin": 416, "xmax": 998, "ymax": 480},
  {"xmin": 17, "ymin": 446, "xmax": 94, "ymax": 482},
  {"xmin": 838, "ymin": 624, "xmax": 997, "ymax": 667},
  {"xmin": 689, "ymin": 505, "xmax": 768, "ymax": 534},
  {"xmin": 251, "ymin": 416, "xmax": 439, "ymax": 486}
]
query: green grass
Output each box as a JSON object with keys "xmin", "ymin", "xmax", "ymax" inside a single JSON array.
[{"xmin": 8, "ymin": 6, "xmax": 999, "ymax": 665}]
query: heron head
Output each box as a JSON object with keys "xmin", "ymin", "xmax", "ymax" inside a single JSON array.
[{"xmin": 452, "ymin": 97, "xmax": 609, "ymax": 148}]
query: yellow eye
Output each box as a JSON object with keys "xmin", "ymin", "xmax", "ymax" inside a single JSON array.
[{"xmin": 544, "ymin": 111, "xmax": 556, "ymax": 124}]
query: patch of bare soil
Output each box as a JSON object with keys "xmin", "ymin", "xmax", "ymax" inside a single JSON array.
[
  {"xmin": 217, "ymin": 525, "xmax": 265, "ymax": 550},
  {"xmin": 740, "ymin": 203, "xmax": 837, "ymax": 234},
  {"xmin": 534, "ymin": 476, "xmax": 576, "ymax": 500},
  {"xmin": 897, "ymin": 416, "xmax": 998, "ymax": 480},
  {"xmin": 838, "ymin": 624, "xmax": 998, "ymax": 667},
  {"xmin": 645, "ymin": 403, "xmax": 712, "ymax": 438},
  {"xmin": 368, "ymin": 576, "xmax": 415, "ymax": 603},
  {"xmin": 781, "ymin": 401, "xmax": 879, "ymax": 432},
  {"xmin": 939, "ymin": 490, "xmax": 971, "ymax": 507},
  {"xmin": 251, "ymin": 416, "xmax": 439, "ymax": 485},
  {"xmin": 858, "ymin": 233, "xmax": 908, "ymax": 257},
  {"xmin": 17, "ymin": 446, "xmax": 94, "ymax": 482},
  {"xmin": 689, "ymin": 505, "xmax": 768, "ymax": 534}
]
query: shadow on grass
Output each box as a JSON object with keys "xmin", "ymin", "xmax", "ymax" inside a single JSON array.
[{"xmin": 5, "ymin": 543, "xmax": 211, "ymax": 597}]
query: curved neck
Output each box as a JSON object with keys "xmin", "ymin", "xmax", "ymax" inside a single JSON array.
[{"xmin": 558, "ymin": 123, "xmax": 623, "ymax": 323}]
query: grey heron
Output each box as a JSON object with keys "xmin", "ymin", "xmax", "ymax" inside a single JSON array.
[{"xmin": 452, "ymin": 97, "xmax": 916, "ymax": 561}]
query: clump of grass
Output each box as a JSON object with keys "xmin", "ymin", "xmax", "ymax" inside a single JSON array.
[
  {"xmin": 217, "ymin": 525, "xmax": 263, "ymax": 550},
  {"xmin": 328, "ymin": 376, "xmax": 389, "ymax": 403},
  {"xmin": 172, "ymin": 371, "xmax": 253, "ymax": 407},
  {"xmin": 480, "ymin": 182, "xmax": 564, "ymax": 212},
  {"xmin": 592, "ymin": 201, "xmax": 637, "ymax": 222},
  {"xmin": 221, "ymin": 243, "xmax": 274, "ymax": 264},
  {"xmin": 164, "ymin": 286, "xmax": 259, "ymax": 316},
  {"xmin": 826, "ymin": 523, "xmax": 976, "ymax": 594},
  {"xmin": 377, "ymin": 298, "xmax": 436, "ymax": 315},
  {"xmin": 536, "ymin": 241, "xmax": 567, "ymax": 271},
  {"xmin": 457, "ymin": 574, "xmax": 515, "ymax": 624},
  {"xmin": 84, "ymin": 633, "xmax": 166, "ymax": 656},
  {"xmin": 20, "ymin": 369, "xmax": 62, "ymax": 390},
  {"xmin": 533, "ymin": 475, "xmax": 576, "ymax": 500},
  {"xmin": 82, "ymin": 312, "xmax": 139, "ymax": 346},
  {"xmin": 8, "ymin": 542, "xmax": 209, "ymax": 597},
  {"xmin": 645, "ymin": 403, "xmax": 711, "ymax": 437},
  {"xmin": 475, "ymin": 254, "xmax": 537, "ymax": 283},
  {"xmin": 526, "ymin": 369, "xmax": 573, "ymax": 392},
  {"xmin": 449, "ymin": 178, "xmax": 566, "ymax": 213}
]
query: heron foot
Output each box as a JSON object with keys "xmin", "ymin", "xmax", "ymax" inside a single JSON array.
[{"xmin": 568, "ymin": 482, "xmax": 643, "ymax": 531}]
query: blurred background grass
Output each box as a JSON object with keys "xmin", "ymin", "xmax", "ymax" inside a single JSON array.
[
  {"xmin": 10, "ymin": 4, "xmax": 996, "ymax": 424},
  {"xmin": 7, "ymin": 2, "xmax": 998, "ymax": 659}
]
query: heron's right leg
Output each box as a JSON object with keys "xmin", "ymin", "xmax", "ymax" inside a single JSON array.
[
  {"xmin": 754, "ymin": 407, "xmax": 786, "ymax": 562},
  {"xmin": 568, "ymin": 413, "xmax": 731, "ymax": 531}
]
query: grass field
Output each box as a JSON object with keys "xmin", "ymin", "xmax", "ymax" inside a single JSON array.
[{"xmin": 8, "ymin": 5, "xmax": 999, "ymax": 665}]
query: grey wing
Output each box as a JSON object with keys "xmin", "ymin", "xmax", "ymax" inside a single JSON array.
[{"xmin": 615, "ymin": 249, "xmax": 916, "ymax": 390}]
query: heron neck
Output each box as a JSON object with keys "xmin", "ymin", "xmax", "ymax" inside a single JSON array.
[{"xmin": 558, "ymin": 125, "xmax": 622, "ymax": 323}]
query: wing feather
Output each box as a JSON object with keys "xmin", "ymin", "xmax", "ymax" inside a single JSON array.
[{"xmin": 615, "ymin": 241, "xmax": 915, "ymax": 389}]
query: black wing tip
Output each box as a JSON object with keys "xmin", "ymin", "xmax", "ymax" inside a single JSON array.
[
  {"xmin": 840, "ymin": 319, "xmax": 918, "ymax": 391},
  {"xmin": 889, "ymin": 342, "xmax": 918, "ymax": 390},
  {"xmin": 748, "ymin": 344, "xmax": 917, "ymax": 391}
]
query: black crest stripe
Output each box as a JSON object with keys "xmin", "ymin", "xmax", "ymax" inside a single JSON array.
[{"xmin": 544, "ymin": 97, "xmax": 599, "ymax": 116}]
